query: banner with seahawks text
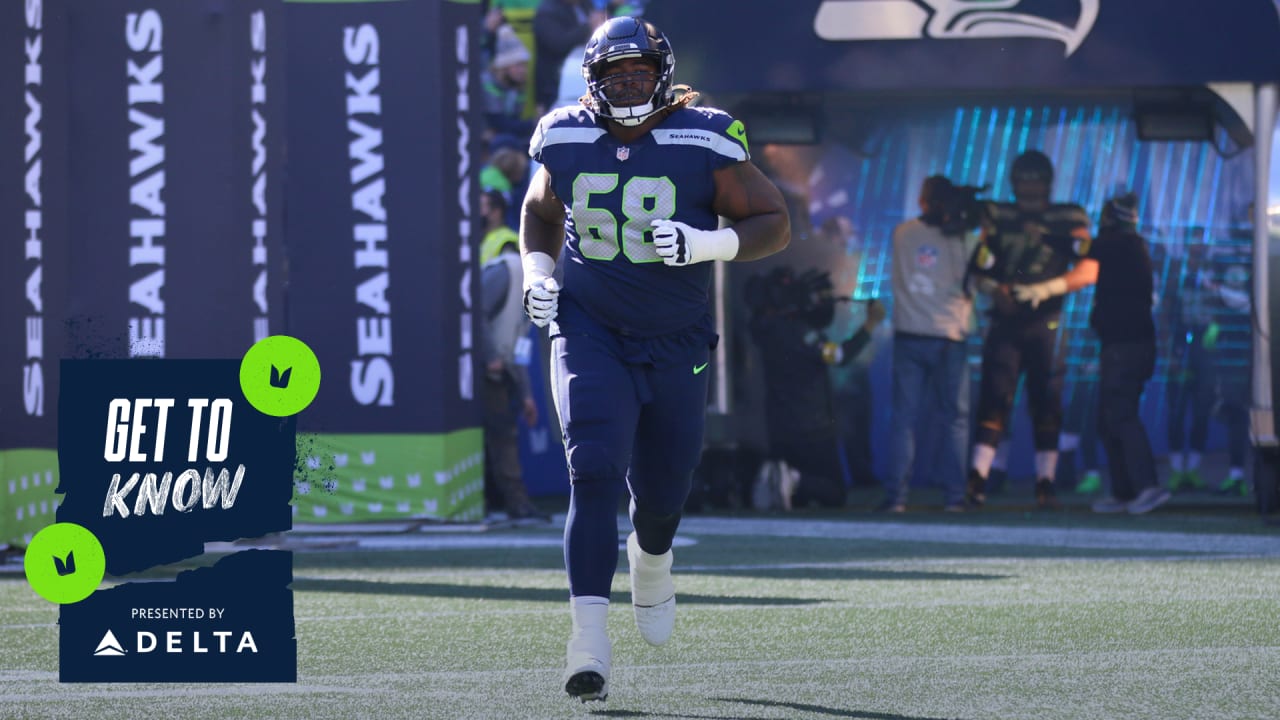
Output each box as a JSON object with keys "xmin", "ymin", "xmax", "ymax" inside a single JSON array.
[
  {"xmin": 1, "ymin": 0, "xmax": 70, "ymax": 546},
  {"xmin": 645, "ymin": 0, "xmax": 1280, "ymax": 94},
  {"xmin": 284, "ymin": 0, "xmax": 483, "ymax": 522},
  {"xmin": 64, "ymin": 0, "xmax": 285, "ymax": 362}
]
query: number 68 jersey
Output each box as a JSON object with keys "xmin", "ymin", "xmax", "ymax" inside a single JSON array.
[{"xmin": 529, "ymin": 104, "xmax": 749, "ymax": 337}]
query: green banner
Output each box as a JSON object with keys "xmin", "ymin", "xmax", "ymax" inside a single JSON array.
[
  {"xmin": 3, "ymin": 431, "xmax": 485, "ymax": 544},
  {"xmin": 0, "ymin": 449, "xmax": 60, "ymax": 547},
  {"xmin": 293, "ymin": 429, "xmax": 483, "ymax": 523}
]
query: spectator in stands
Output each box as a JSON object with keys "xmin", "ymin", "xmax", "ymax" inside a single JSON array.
[
  {"xmin": 481, "ymin": 188, "xmax": 521, "ymax": 266},
  {"xmin": 483, "ymin": 25, "xmax": 536, "ymax": 143},
  {"xmin": 533, "ymin": 0, "xmax": 607, "ymax": 114},
  {"xmin": 551, "ymin": 5, "xmax": 642, "ymax": 109},
  {"xmin": 480, "ymin": 146, "xmax": 530, "ymax": 200},
  {"xmin": 485, "ymin": 0, "xmax": 542, "ymax": 121},
  {"xmin": 554, "ymin": 44, "xmax": 588, "ymax": 109}
]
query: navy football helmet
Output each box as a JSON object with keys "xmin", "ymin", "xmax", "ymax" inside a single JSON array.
[
  {"xmin": 1010, "ymin": 149, "xmax": 1054, "ymax": 207},
  {"xmin": 582, "ymin": 17, "xmax": 675, "ymax": 126},
  {"xmin": 1010, "ymin": 150, "xmax": 1054, "ymax": 187}
]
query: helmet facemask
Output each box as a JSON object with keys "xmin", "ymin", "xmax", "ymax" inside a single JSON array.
[
  {"xmin": 581, "ymin": 18, "xmax": 675, "ymax": 127},
  {"xmin": 585, "ymin": 53, "xmax": 672, "ymax": 126}
]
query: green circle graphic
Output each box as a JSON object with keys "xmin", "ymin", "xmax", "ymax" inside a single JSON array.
[
  {"xmin": 25, "ymin": 523, "xmax": 107, "ymax": 605},
  {"xmin": 239, "ymin": 335, "xmax": 322, "ymax": 417}
]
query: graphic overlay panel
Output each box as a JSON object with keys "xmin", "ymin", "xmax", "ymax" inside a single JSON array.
[
  {"xmin": 53, "ymin": 354, "xmax": 300, "ymax": 682},
  {"xmin": 57, "ymin": 359, "xmax": 294, "ymax": 574},
  {"xmin": 59, "ymin": 550, "xmax": 295, "ymax": 683}
]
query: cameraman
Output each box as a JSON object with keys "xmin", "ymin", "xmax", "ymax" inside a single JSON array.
[
  {"xmin": 883, "ymin": 176, "xmax": 977, "ymax": 512},
  {"xmin": 748, "ymin": 267, "xmax": 886, "ymax": 509}
]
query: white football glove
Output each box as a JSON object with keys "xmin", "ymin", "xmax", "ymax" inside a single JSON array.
[
  {"xmin": 1011, "ymin": 277, "xmax": 1068, "ymax": 309},
  {"xmin": 522, "ymin": 252, "xmax": 559, "ymax": 328},
  {"xmin": 650, "ymin": 219, "xmax": 739, "ymax": 267}
]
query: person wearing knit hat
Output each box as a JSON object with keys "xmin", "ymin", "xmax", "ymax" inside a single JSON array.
[
  {"xmin": 1085, "ymin": 192, "xmax": 1170, "ymax": 516},
  {"xmin": 493, "ymin": 24, "xmax": 532, "ymax": 71},
  {"xmin": 484, "ymin": 25, "xmax": 535, "ymax": 140}
]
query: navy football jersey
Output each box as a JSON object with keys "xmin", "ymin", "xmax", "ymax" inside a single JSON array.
[
  {"xmin": 972, "ymin": 201, "xmax": 1090, "ymax": 316},
  {"xmin": 529, "ymin": 105, "xmax": 749, "ymax": 336}
]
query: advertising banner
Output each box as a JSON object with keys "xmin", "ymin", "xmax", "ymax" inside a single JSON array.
[
  {"xmin": 1, "ymin": 0, "xmax": 69, "ymax": 546},
  {"xmin": 284, "ymin": 0, "xmax": 483, "ymax": 521}
]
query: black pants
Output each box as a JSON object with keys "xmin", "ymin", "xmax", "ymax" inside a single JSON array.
[
  {"xmin": 1097, "ymin": 341, "xmax": 1157, "ymax": 500},
  {"xmin": 772, "ymin": 434, "xmax": 847, "ymax": 507},
  {"xmin": 975, "ymin": 316, "xmax": 1065, "ymax": 450},
  {"xmin": 482, "ymin": 372, "xmax": 531, "ymax": 514}
]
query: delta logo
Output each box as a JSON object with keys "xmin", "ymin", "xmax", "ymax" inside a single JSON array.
[{"xmin": 93, "ymin": 628, "xmax": 260, "ymax": 656}]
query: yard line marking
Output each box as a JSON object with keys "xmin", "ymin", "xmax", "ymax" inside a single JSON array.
[
  {"xmin": 678, "ymin": 516, "xmax": 1280, "ymax": 556},
  {"xmin": 0, "ymin": 684, "xmax": 379, "ymax": 703}
]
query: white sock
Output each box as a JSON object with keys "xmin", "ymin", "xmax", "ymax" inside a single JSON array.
[
  {"xmin": 566, "ymin": 596, "xmax": 610, "ymax": 673},
  {"xmin": 632, "ymin": 540, "xmax": 673, "ymax": 573},
  {"xmin": 1170, "ymin": 453, "xmax": 1184, "ymax": 472},
  {"xmin": 971, "ymin": 443, "xmax": 997, "ymax": 478},
  {"xmin": 1188, "ymin": 452, "xmax": 1202, "ymax": 470},
  {"xmin": 629, "ymin": 534, "xmax": 674, "ymax": 606},
  {"xmin": 570, "ymin": 595, "xmax": 609, "ymax": 631},
  {"xmin": 992, "ymin": 440, "xmax": 1012, "ymax": 471},
  {"xmin": 1035, "ymin": 450, "xmax": 1059, "ymax": 481}
]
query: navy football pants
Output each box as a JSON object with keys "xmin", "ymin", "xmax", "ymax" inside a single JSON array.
[
  {"xmin": 975, "ymin": 315, "xmax": 1065, "ymax": 451},
  {"xmin": 550, "ymin": 311, "xmax": 713, "ymax": 600}
]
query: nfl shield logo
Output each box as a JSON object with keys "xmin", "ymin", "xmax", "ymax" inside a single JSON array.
[
  {"xmin": 616, "ymin": 146, "xmax": 630, "ymax": 161},
  {"xmin": 916, "ymin": 245, "xmax": 938, "ymax": 269}
]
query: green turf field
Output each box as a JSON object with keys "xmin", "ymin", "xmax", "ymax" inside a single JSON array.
[{"xmin": 3, "ymin": 504, "xmax": 1279, "ymax": 720}]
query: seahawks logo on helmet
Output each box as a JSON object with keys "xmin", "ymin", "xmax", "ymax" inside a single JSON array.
[{"xmin": 581, "ymin": 17, "xmax": 676, "ymax": 127}]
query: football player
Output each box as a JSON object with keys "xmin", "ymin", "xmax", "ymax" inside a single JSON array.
[
  {"xmin": 966, "ymin": 150, "xmax": 1097, "ymax": 510},
  {"xmin": 518, "ymin": 17, "xmax": 790, "ymax": 702}
]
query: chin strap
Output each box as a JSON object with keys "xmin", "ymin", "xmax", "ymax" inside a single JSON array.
[
  {"xmin": 668, "ymin": 84, "xmax": 700, "ymax": 108},
  {"xmin": 585, "ymin": 84, "xmax": 701, "ymax": 123}
]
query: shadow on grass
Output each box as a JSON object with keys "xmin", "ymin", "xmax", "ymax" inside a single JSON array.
[
  {"xmin": 292, "ymin": 578, "xmax": 821, "ymax": 605},
  {"xmin": 717, "ymin": 698, "xmax": 968, "ymax": 720},
  {"xmin": 584, "ymin": 699, "xmax": 966, "ymax": 720},
  {"xmin": 587, "ymin": 711, "xmax": 768, "ymax": 720},
  {"xmin": 693, "ymin": 568, "xmax": 1007, "ymax": 582}
]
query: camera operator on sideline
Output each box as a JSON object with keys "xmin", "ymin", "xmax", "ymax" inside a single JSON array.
[
  {"xmin": 747, "ymin": 266, "xmax": 886, "ymax": 510},
  {"xmin": 882, "ymin": 175, "xmax": 980, "ymax": 512}
]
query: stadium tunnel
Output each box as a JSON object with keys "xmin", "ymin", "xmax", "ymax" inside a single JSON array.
[{"xmin": 643, "ymin": 0, "xmax": 1280, "ymax": 510}]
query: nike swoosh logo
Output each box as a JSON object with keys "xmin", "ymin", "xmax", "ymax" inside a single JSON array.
[{"xmin": 693, "ymin": 362, "xmax": 708, "ymax": 375}]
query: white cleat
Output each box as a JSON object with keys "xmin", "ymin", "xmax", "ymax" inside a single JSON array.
[
  {"xmin": 563, "ymin": 599, "xmax": 610, "ymax": 702},
  {"xmin": 627, "ymin": 531, "xmax": 675, "ymax": 647}
]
